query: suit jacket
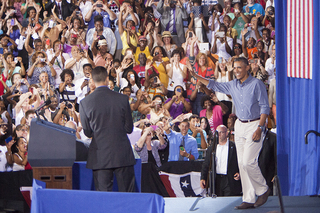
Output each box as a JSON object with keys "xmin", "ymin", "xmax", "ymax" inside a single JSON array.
[
  {"xmin": 79, "ymin": 86, "xmax": 135, "ymax": 170},
  {"xmin": 45, "ymin": 0, "xmax": 73, "ymax": 21},
  {"xmin": 156, "ymin": 0, "xmax": 188, "ymax": 46},
  {"xmin": 201, "ymin": 140, "xmax": 242, "ymax": 196}
]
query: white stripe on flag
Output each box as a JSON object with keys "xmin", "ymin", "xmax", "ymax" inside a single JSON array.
[{"xmin": 287, "ymin": 0, "xmax": 313, "ymax": 79}]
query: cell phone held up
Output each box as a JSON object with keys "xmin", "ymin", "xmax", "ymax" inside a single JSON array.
[{"xmin": 179, "ymin": 145, "xmax": 185, "ymax": 151}]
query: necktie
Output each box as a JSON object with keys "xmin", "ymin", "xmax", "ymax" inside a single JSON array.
[{"xmin": 178, "ymin": 136, "xmax": 185, "ymax": 161}]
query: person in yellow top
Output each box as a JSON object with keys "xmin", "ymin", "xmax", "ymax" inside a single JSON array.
[
  {"xmin": 118, "ymin": 5, "xmax": 139, "ymax": 56},
  {"xmin": 148, "ymin": 46, "xmax": 170, "ymax": 88},
  {"xmin": 133, "ymin": 36, "xmax": 153, "ymax": 65}
]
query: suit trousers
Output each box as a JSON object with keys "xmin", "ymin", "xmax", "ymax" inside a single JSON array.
[
  {"xmin": 234, "ymin": 119, "xmax": 268, "ymax": 203},
  {"xmin": 215, "ymin": 174, "xmax": 231, "ymax": 196},
  {"xmin": 93, "ymin": 165, "xmax": 135, "ymax": 192}
]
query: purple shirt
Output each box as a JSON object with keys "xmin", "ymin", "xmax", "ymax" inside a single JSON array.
[{"xmin": 165, "ymin": 98, "xmax": 190, "ymax": 119}]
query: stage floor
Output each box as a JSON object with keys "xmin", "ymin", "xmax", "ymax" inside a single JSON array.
[{"xmin": 164, "ymin": 196, "xmax": 320, "ymax": 213}]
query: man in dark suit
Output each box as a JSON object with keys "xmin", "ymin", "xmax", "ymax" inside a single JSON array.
[
  {"xmin": 200, "ymin": 125, "xmax": 242, "ymax": 196},
  {"xmin": 79, "ymin": 66, "xmax": 136, "ymax": 192},
  {"xmin": 45, "ymin": 0, "xmax": 73, "ymax": 21}
]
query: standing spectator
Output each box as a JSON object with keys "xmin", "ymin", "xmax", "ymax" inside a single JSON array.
[
  {"xmin": 74, "ymin": 64, "xmax": 92, "ymax": 107},
  {"xmin": 86, "ymin": 15, "xmax": 117, "ymax": 56},
  {"xmin": 59, "ymin": 69, "xmax": 76, "ymax": 104},
  {"xmin": 134, "ymin": 126, "xmax": 167, "ymax": 167},
  {"xmin": 199, "ymin": 95, "xmax": 223, "ymax": 133},
  {"xmin": 84, "ymin": 0, "xmax": 116, "ymax": 31},
  {"xmin": 45, "ymin": 0, "xmax": 74, "ymax": 21},
  {"xmin": 243, "ymin": 0, "xmax": 265, "ymax": 16},
  {"xmin": 156, "ymin": 0, "xmax": 188, "ymax": 46},
  {"xmin": 154, "ymin": 31, "xmax": 177, "ymax": 59},
  {"xmin": 265, "ymin": 44, "xmax": 275, "ymax": 84},
  {"xmin": 164, "ymin": 86, "xmax": 191, "ymax": 119},
  {"xmin": 163, "ymin": 115, "xmax": 199, "ymax": 161},
  {"xmin": 11, "ymin": 137, "xmax": 29, "ymax": 171}
]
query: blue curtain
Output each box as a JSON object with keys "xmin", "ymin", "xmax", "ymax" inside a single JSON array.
[{"xmin": 275, "ymin": 0, "xmax": 320, "ymax": 196}]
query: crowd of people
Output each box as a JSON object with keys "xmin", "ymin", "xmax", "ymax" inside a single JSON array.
[{"xmin": 0, "ymin": 0, "xmax": 276, "ymax": 202}]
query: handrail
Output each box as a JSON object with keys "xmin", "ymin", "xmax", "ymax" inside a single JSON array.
[{"xmin": 305, "ymin": 130, "xmax": 320, "ymax": 144}]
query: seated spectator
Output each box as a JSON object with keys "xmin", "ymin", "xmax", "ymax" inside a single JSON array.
[
  {"xmin": 163, "ymin": 115, "xmax": 199, "ymax": 161},
  {"xmin": 27, "ymin": 51, "xmax": 56, "ymax": 85},
  {"xmin": 200, "ymin": 117, "xmax": 214, "ymax": 146},
  {"xmin": 199, "ymin": 95, "xmax": 223, "ymax": 133},
  {"xmin": 164, "ymin": 86, "xmax": 191, "ymax": 119},
  {"xmin": 64, "ymin": 46, "xmax": 92, "ymax": 82},
  {"xmin": 86, "ymin": 15, "xmax": 117, "ymax": 55},
  {"xmin": 134, "ymin": 126, "xmax": 167, "ymax": 167},
  {"xmin": 84, "ymin": 0, "xmax": 116, "ymax": 31},
  {"xmin": 188, "ymin": 114, "xmax": 207, "ymax": 149},
  {"xmin": 59, "ymin": 69, "xmax": 76, "ymax": 103},
  {"xmin": 166, "ymin": 50, "xmax": 187, "ymax": 96},
  {"xmin": 11, "ymin": 137, "xmax": 29, "ymax": 171},
  {"xmin": 36, "ymin": 71, "xmax": 55, "ymax": 101},
  {"xmin": 149, "ymin": 95, "xmax": 170, "ymax": 124}
]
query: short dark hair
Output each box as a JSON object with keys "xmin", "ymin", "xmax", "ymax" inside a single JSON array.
[
  {"xmin": 25, "ymin": 109, "xmax": 36, "ymax": 119},
  {"xmin": 262, "ymin": 28, "xmax": 271, "ymax": 35},
  {"xmin": 152, "ymin": 95, "xmax": 164, "ymax": 103},
  {"xmin": 233, "ymin": 57, "xmax": 249, "ymax": 66},
  {"xmin": 60, "ymin": 69, "xmax": 75, "ymax": 82},
  {"xmin": 171, "ymin": 49, "xmax": 181, "ymax": 58},
  {"xmin": 94, "ymin": 15, "xmax": 103, "ymax": 24},
  {"xmin": 201, "ymin": 95, "xmax": 215, "ymax": 109},
  {"xmin": 92, "ymin": 66, "xmax": 108, "ymax": 83},
  {"xmin": 189, "ymin": 114, "xmax": 199, "ymax": 121},
  {"xmin": 83, "ymin": 63, "xmax": 92, "ymax": 70},
  {"xmin": 180, "ymin": 119, "xmax": 190, "ymax": 126}
]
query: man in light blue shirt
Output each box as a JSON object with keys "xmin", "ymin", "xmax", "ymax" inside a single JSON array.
[
  {"xmin": 187, "ymin": 57, "xmax": 270, "ymax": 209},
  {"xmin": 164, "ymin": 117, "xmax": 199, "ymax": 161}
]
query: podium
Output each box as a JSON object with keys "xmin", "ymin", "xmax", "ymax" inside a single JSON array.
[{"xmin": 28, "ymin": 118, "xmax": 76, "ymax": 189}]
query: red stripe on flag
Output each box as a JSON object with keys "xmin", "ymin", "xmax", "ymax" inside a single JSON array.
[{"xmin": 159, "ymin": 175, "xmax": 176, "ymax": 197}]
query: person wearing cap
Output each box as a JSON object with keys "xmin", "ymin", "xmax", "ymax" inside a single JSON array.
[
  {"xmin": 133, "ymin": 36, "xmax": 152, "ymax": 65},
  {"xmin": 91, "ymin": 35, "xmax": 113, "ymax": 67},
  {"xmin": 156, "ymin": 0, "xmax": 188, "ymax": 47},
  {"xmin": 154, "ymin": 31, "xmax": 177, "ymax": 59}
]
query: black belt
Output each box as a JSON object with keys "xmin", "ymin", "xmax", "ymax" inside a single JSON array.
[
  {"xmin": 216, "ymin": 174, "xmax": 227, "ymax": 178},
  {"xmin": 238, "ymin": 117, "xmax": 260, "ymax": 123}
]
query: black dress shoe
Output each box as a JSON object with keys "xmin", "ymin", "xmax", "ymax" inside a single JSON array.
[
  {"xmin": 234, "ymin": 202, "xmax": 255, "ymax": 209},
  {"xmin": 254, "ymin": 188, "xmax": 271, "ymax": 208}
]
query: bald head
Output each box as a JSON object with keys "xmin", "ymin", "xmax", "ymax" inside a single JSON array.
[{"xmin": 217, "ymin": 125, "xmax": 228, "ymax": 144}]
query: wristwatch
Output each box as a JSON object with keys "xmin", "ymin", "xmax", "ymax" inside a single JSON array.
[{"xmin": 258, "ymin": 125, "xmax": 265, "ymax": 131}]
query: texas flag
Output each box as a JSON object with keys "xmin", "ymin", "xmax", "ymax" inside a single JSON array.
[{"xmin": 159, "ymin": 171, "xmax": 205, "ymax": 197}]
